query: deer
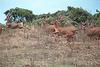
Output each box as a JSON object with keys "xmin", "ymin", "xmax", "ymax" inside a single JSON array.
[
  {"xmin": 87, "ymin": 27, "xmax": 100, "ymax": 40},
  {"xmin": 6, "ymin": 12, "xmax": 23, "ymax": 29},
  {"xmin": 0, "ymin": 24, "xmax": 2, "ymax": 33},
  {"xmin": 42, "ymin": 19, "xmax": 56, "ymax": 33},
  {"xmin": 52, "ymin": 19, "xmax": 77, "ymax": 41}
]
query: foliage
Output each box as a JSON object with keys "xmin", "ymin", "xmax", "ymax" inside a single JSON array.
[
  {"xmin": 3, "ymin": 6, "xmax": 100, "ymax": 27},
  {"xmin": 66, "ymin": 6, "xmax": 93, "ymax": 23},
  {"xmin": 94, "ymin": 11, "xmax": 100, "ymax": 26},
  {"xmin": 51, "ymin": 10, "xmax": 67, "ymax": 17},
  {"xmin": 4, "ymin": 7, "xmax": 35, "ymax": 22}
]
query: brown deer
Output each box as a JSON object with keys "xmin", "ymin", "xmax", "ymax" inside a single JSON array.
[
  {"xmin": 0, "ymin": 24, "xmax": 2, "ymax": 33},
  {"xmin": 87, "ymin": 27, "xmax": 100, "ymax": 40},
  {"xmin": 52, "ymin": 20, "xmax": 77, "ymax": 41},
  {"xmin": 42, "ymin": 19, "xmax": 56, "ymax": 33},
  {"xmin": 6, "ymin": 22, "xmax": 23, "ymax": 29},
  {"xmin": 44, "ymin": 16, "xmax": 64, "ymax": 33},
  {"xmin": 6, "ymin": 12, "xmax": 23, "ymax": 29}
]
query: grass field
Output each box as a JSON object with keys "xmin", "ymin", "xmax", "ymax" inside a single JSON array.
[{"xmin": 0, "ymin": 26, "xmax": 100, "ymax": 67}]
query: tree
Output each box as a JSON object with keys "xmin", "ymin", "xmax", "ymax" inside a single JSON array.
[
  {"xmin": 4, "ymin": 7, "xmax": 35, "ymax": 22},
  {"xmin": 67, "ymin": 6, "xmax": 93, "ymax": 23},
  {"xmin": 93, "ymin": 11, "xmax": 100, "ymax": 26},
  {"xmin": 51, "ymin": 10, "xmax": 67, "ymax": 18}
]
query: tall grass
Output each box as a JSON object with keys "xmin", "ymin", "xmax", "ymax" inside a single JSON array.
[{"xmin": 0, "ymin": 23, "xmax": 100, "ymax": 67}]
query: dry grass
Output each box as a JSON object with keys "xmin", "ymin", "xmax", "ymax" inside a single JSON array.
[{"xmin": 0, "ymin": 26, "xmax": 100, "ymax": 67}]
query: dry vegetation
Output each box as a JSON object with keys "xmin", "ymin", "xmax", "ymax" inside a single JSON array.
[{"xmin": 0, "ymin": 25, "xmax": 100, "ymax": 67}]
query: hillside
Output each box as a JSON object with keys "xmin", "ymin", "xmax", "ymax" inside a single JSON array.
[
  {"xmin": 0, "ymin": 25, "xmax": 100, "ymax": 67},
  {"xmin": 0, "ymin": 6, "xmax": 100, "ymax": 67}
]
